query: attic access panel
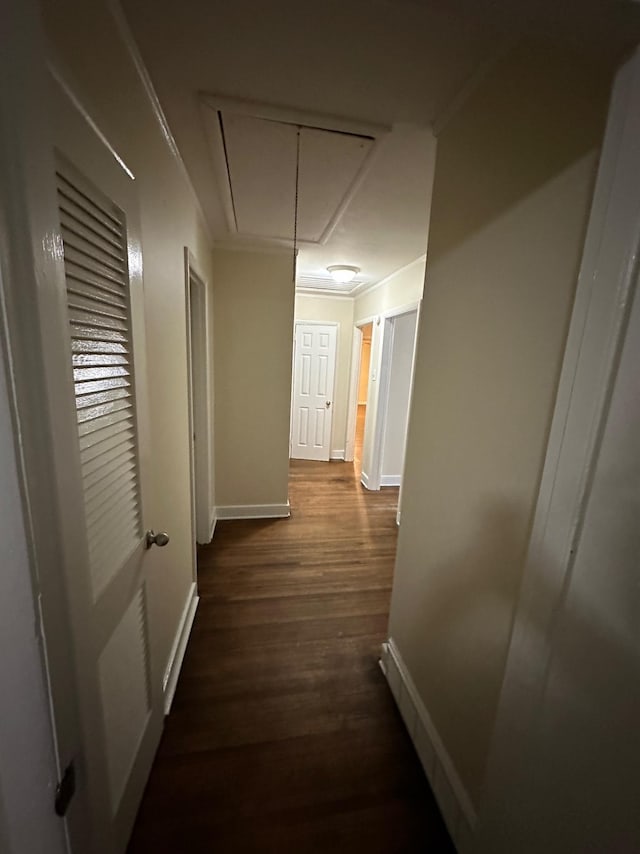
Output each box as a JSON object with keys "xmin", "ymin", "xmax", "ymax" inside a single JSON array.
[
  {"xmin": 201, "ymin": 97, "xmax": 387, "ymax": 246},
  {"xmin": 222, "ymin": 114, "xmax": 373, "ymax": 242}
]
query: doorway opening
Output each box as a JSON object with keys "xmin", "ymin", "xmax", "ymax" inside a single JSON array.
[
  {"xmin": 352, "ymin": 322, "xmax": 372, "ymax": 476},
  {"xmin": 184, "ymin": 249, "xmax": 213, "ymax": 548},
  {"xmin": 346, "ymin": 306, "xmax": 419, "ymax": 492}
]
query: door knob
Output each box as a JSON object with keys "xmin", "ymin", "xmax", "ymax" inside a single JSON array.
[
  {"xmin": 145, "ymin": 530, "xmax": 170, "ymax": 549},
  {"xmin": 326, "ymin": 400, "xmax": 331, "ymax": 407}
]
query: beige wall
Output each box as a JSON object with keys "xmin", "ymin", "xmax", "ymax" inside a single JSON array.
[
  {"xmin": 216, "ymin": 249, "xmax": 295, "ymax": 506},
  {"xmin": 388, "ymin": 40, "xmax": 613, "ymax": 807},
  {"xmin": 40, "ymin": 0, "xmax": 215, "ymax": 680},
  {"xmin": 294, "ymin": 294, "xmax": 354, "ymax": 456}
]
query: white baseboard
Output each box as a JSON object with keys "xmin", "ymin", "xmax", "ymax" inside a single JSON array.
[
  {"xmin": 360, "ymin": 470, "xmax": 370, "ymax": 489},
  {"xmin": 163, "ymin": 582, "xmax": 199, "ymax": 715},
  {"xmin": 380, "ymin": 474, "xmax": 401, "ymax": 487},
  {"xmin": 380, "ymin": 638, "xmax": 476, "ymax": 852},
  {"xmin": 215, "ymin": 501, "xmax": 290, "ymax": 520},
  {"xmin": 330, "ymin": 449, "xmax": 345, "ymax": 461},
  {"xmin": 209, "ymin": 510, "xmax": 217, "ymax": 540},
  {"xmin": 396, "ymin": 509, "xmax": 401, "ymax": 526}
]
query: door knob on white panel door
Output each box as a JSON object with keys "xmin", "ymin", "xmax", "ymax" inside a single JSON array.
[
  {"xmin": 326, "ymin": 401, "xmax": 331, "ymax": 408},
  {"xmin": 145, "ymin": 530, "xmax": 170, "ymax": 549}
]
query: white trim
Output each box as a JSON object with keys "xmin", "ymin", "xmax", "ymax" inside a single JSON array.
[
  {"xmin": 184, "ymin": 249, "xmax": 213, "ymax": 548},
  {"xmin": 380, "ymin": 474, "xmax": 401, "ymax": 487},
  {"xmin": 330, "ymin": 450, "xmax": 345, "ymax": 461},
  {"xmin": 209, "ymin": 509, "xmax": 217, "ymax": 541},
  {"xmin": 360, "ymin": 471, "xmax": 370, "ymax": 489},
  {"xmin": 380, "ymin": 639, "xmax": 476, "ymax": 851},
  {"xmin": 216, "ymin": 502, "xmax": 291, "ymax": 520},
  {"xmin": 295, "ymin": 288, "xmax": 354, "ymax": 300},
  {"xmin": 351, "ymin": 254, "xmax": 426, "ymax": 301},
  {"xmin": 163, "ymin": 583, "xmax": 199, "ymax": 715},
  {"xmin": 107, "ymin": 0, "xmax": 213, "ymax": 240}
]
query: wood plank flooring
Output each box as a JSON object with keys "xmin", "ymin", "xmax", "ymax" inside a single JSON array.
[{"xmin": 127, "ymin": 460, "xmax": 453, "ymax": 853}]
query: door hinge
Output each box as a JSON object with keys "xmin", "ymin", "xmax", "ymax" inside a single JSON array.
[{"xmin": 54, "ymin": 761, "xmax": 76, "ymax": 817}]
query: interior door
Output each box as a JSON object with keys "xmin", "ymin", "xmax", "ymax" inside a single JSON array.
[
  {"xmin": 47, "ymin": 74, "xmax": 164, "ymax": 852},
  {"xmin": 290, "ymin": 323, "xmax": 337, "ymax": 461}
]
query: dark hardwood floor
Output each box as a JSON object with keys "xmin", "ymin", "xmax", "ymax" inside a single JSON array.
[{"xmin": 128, "ymin": 459, "xmax": 453, "ymax": 853}]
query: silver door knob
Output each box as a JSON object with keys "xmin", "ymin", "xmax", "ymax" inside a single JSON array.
[
  {"xmin": 145, "ymin": 530, "xmax": 170, "ymax": 549},
  {"xmin": 326, "ymin": 400, "xmax": 331, "ymax": 407}
]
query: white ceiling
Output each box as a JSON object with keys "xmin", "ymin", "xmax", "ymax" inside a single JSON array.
[{"xmin": 120, "ymin": 0, "xmax": 640, "ymax": 295}]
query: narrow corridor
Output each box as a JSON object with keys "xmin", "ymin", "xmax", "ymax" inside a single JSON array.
[{"xmin": 128, "ymin": 461, "xmax": 453, "ymax": 853}]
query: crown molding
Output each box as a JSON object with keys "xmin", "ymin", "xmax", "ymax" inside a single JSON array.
[
  {"xmin": 107, "ymin": 0, "xmax": 214, "ymax": 242},
  {"xmin": 351, "ymin": 253, "xmax": 427, "ymax": 301}
]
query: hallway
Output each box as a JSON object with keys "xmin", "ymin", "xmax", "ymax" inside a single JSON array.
[{"xmin": 128, "ymin": 461, "xmax": 453, "ymax": 852}]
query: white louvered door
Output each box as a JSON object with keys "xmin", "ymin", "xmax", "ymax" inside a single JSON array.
[{"xmin": 47, "ymin": 76, "xmax": 164, "ymax": 853}]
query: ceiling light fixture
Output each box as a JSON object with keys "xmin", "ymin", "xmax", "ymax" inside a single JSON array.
[{"xmin": 327, "ymin": 265, "xmax": 360, "ymax": 284}]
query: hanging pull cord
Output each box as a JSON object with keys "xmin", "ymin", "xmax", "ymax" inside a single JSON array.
[{"xmin": 292, "ymin": 126, "xmax": 301, "ymax": 285}]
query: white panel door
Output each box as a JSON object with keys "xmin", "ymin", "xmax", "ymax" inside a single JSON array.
[
  {"xmin": 291, "ymin": 323, "xmax": 337, "ymax": 461},
  {"xmin": 47, "ymin": 75, "xmax": 164, "ymax": 853}
]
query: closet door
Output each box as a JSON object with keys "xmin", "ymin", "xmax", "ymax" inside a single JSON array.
[{"xmin": 47, "ymin": 73, "xmax": 165, "ymax": 853}]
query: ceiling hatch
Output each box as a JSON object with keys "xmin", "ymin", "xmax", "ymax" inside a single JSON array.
[{"xmin": 200, "ymin": 96, "xmax": 387, "ymax": 246}]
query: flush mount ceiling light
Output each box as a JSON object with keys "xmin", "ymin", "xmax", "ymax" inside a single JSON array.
[{"xmin": 327, "ymin": 265, "xmax": 360, "ymax": 284}]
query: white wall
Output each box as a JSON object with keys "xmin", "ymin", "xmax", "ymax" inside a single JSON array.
[
  {"xmin": 381, "ymin": 311, "xmax": 417, "ymax": 481},
  {"xmin": 388, "ymin": 38, "xmax": 614, "ymax": 810},
  {"xmin": 294, "ymin": 294, "xmax": 354, "ymax": 457}
]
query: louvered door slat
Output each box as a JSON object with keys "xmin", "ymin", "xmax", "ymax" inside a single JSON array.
[
  {"xmin": 73, "ymin": 353, "xmax": 128, "ymax": 368},
  {"xmin": 61, "ymin": 226, "xmax": 128, "ymax": 276},
  {"xmin": 68, "ymin": 288, "xmax": 127, "ymax": 315},
  {"xmin": 63, "ymin": 246, "xmax": 128, "ymax": 288},
  {"xmin": 79, "ymin": 415, "xmax": 133, "ymax": 449},
  {"xmin": 85, "ymin": 482, "xmax": 138, "ymax": 528},
  {"xmin": 57, "ymin": 167, "xmax": 143, "ymax": 600},
  {"xmin": 57, "ymin": 172, "xmax": 123, "ymax": 236},
  {"xmin": 77, "ymin": 407, "xmax": 132, "ymax": 438},
  {"xmin": 74, "ymin": 366, "xmax": 129, "ymax": 382},
  {"xmin": 81, "ymin": 429, "xmax": 135, "ymax": 466},
  {"xmin": 65, "ymin": 260, "xmax": 128, "ymax": 297},
  {"xmin": 82, "ymin": 441, "xmax": 136, "ymax": 481}
]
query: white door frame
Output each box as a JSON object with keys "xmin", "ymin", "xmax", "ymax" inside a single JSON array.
[
  {"xmin": 360, "ymin": 301, "xmax": 421, "ymax": 491},
  {"xmin": 290, "ymin": 320, "xmax": 339, "ymax": 461},
  {"xmin": 184, "ymin": 248, "xmax": 213, "ymax": 546}
]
